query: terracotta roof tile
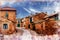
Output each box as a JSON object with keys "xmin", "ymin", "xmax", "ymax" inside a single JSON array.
[{"xmin": 0, "ymin": 7, "xmax": 16, "ymax": 11}]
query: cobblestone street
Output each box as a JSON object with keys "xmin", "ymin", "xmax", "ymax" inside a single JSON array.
[{"xmin": 0, "ymin": 27, "xmax": 59, "ymax": 40}]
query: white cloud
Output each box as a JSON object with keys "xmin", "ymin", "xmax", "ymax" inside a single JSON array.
[
  {"xmin": 30, "ymin": 0, "xmax": 51, "ymax": 1},
  {"xmin": 0, "ymin": 1, "xmax": 6, "ymax": 5},
  {"xmin": 0, "ymin": 0, "xmax": 59, "ymax": 6},
  {"xmin": 53, "ymin": 2, "xmax": 60, "ymax": 13},
  {"xmin": 0, "ymin": 0, "xmax": 18, "ymax": 6},
  {"xmin": 23, "ymin": 8, "xmax": 31, "ymax": 13},
  {"xmin": 0, "ymin": 0, "xmax": 30, "ymax": 6},
  {"xmin": 0, "ymin": 0, "xmax": 24, "ymax": 5},
  {"xmin": 23, "ymin": 7, "xmax": 41, "ymax": 14},
  {"xmin": 29, "ymin": 8, "xmax": 40, "ymax": 13},
  {"xmin": 29, "ymin": 8, "xmax": 36, "ymax": 12}
]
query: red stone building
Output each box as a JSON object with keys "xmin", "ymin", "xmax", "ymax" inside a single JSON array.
[
  {"xmin": 0, "ymin": 7, "xmax": 16, "ymax": 34},
  {"xmin": 19, "ymin": 12, "xmax": 58, "ymax": 35},
  {"xmin": 19, "ymin": 12, "xmax": 47, "ymax": 29}
]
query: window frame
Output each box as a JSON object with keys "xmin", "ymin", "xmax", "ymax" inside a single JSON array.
[{"xmin": 3, "ymin": 24, "xmax": 8, "ymax": 29}]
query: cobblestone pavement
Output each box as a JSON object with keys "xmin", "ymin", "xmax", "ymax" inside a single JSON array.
[{"xmin": 0, "ymin": 27, "xmax": 60, "ymax": 40}]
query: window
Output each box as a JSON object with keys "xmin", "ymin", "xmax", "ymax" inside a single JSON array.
[
  {"xmin": 17, "ymin": 20, "xmax": 20, "ymax": 27},
  {"xmin": 17, "ymin": 24, "xmax": 20, "ymax": 27},
  {"xmin": 3, "ymin": 24, "xmax": 8, "ymax": 29},
  {"xmin": 30, "ymin": 17, "xmax": 32, "ymax": 23},
  {"xmin": 28, "ymin": 24, "xmax": 30, "ymax": 28},
  {"xmin": 5, "ymin": 11, "xmax": 8, "ymax": 18}
]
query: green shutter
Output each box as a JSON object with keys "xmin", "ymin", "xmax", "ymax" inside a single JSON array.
[{"xmin": 5, "ymin": 11, "xmax": 8, "ymax": 18}]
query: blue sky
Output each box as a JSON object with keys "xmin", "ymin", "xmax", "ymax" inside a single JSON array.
[{"xmin": 0, "ymin": 0, "xmax": 60, "ymax": 18}]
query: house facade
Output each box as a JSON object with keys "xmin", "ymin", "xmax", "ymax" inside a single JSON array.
[
  {"xmin": 0, "ymin": 7, "xmax": 16, "ymax": 34},
  {"xmin": 18, "ymin": 12, "xmax": 47, "ymax": 29},
  {"xmin": 17, "ymin": 12, "xmax": 58, "ymax": 35}
]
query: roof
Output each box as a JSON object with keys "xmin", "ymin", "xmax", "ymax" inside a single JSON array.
[
  {"xmin": 0, "ymin": 7, "xmax": 16, "ymax": 11},
  {"xmin": 44, "ymin": 13, "xmax": 58, "ymax": 18}
]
